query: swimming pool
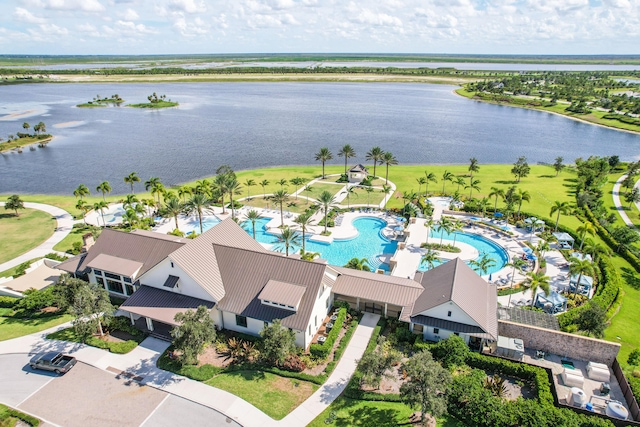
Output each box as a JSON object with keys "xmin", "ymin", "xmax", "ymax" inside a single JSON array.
[
  {"xmin": 241, "ymin": 217, "xmax": 397, "ymax": 269},
  {"xmin": 183, "ymin": 216, "xmax": 221, "ymax": 234},
  {"xmin": 418, "ymin": 230, "xmax": 509, "ymax": 275}
]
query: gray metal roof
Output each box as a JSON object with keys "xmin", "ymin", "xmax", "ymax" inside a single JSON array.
[
  {"xmin": 412, "ymin": 258, "xmax": 498, "ymax": 340},
  {"xmin": 169, "ymin": 217, "xmax": 267, "ymax": 302},
  {"xmin": 258, "ymin": 280, "xmax": 307, "ymax": 309},
  {"xmin": 55, "ymin": 253, "xmax": 86, "ymax": 274},
  {"xmin": 130, "ymin": 229, "xmax": 186, "ymax": 242},
  {"xmin": 78, "ymin": 229, "xmax": 185, "ymax": 278},
  {"xmin": 497, "ymin": 306, "xmax": 560, "ymax": 331},
  {"xmin": 87, "ymin": 254, "xmax": 144, "ymax": 278},
  {"xmin": 214, "ymin": 244, "xmax": 327, "ymax": 331},
  {"xmin": 120, "ymin": 285, "xmax": 214, "ymax": 326}
]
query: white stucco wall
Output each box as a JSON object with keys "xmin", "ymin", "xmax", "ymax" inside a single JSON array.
[
  {"xmin": 138, "ymin": 258, "xmax": 216, "ymax": 302},
  {"xmin": 415, "ymin": 301, "xmax": 478, "ymax": 327},
  {"xmin": 304, "ymin": 283, "xmax": 334, "ymax": 348},
  {"xmin": 221, "ymin": 310, "xmax": 266, "ymax": 337}
]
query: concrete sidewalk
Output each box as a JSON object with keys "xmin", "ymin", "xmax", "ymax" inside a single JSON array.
[
  {"xmin": 0, "ymin": 202, "xmax": 74, "ymax": 272},
  {"xmin": 613, "ymin": 174, "xmax": 637, "ymax": 228}
]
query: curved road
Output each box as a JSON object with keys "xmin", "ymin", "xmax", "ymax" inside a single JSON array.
[
  {"xmin": 0, "ymin": 202, "xmax": 74, "ymax": 272},
  {"xmin": 612, "ymin": 174, "xmax": 638, "ymax": 229}
]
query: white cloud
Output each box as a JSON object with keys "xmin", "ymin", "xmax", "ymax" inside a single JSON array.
[
  {"xmin": 14, "ymin": 7, "xmax": 47, "ymax": 24},
  {"xmin": 168, "ymin": 0, "xmax": 206, "ymax": 14},
  {"xmin": 42, "ymin": 0, "xmax": 106, "ymax": 12},
  {"xmin": 121, "ymin": 8, "xmax": 139, "ymax": 20}
]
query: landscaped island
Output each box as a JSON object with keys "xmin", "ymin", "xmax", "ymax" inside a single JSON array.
[
  {"xmin": 128, "ymin": 92, "xmax": 178, "ymax": 109},
  {"xmin": 0, "ymin": 121, "xmax": 52, "ymax": 153},
  {"xmin": 76, "ymin": 94, "xmax": 124, "ymax": 107}
]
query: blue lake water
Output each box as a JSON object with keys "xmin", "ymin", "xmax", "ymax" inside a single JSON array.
[{"xmin": 1, "ymin": 82, "xmax": 639, "ymax": 195}]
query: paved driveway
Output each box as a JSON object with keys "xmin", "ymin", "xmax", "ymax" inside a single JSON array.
[
  {"xmin": 141, "ymin": 394, "xmax": 241, "ymax": 427},
  {"xmin": 0, "ymin": 354, "xmax": 56, "ymax": 407}
]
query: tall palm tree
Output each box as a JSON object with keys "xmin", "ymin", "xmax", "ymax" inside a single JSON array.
[
  {"xmin": 450, "ymin": 221, "xmax": 463, "ymax": 247},
  {"xmin": 338, "ymin": 144, "xmax": 356, "ymax": 175},
  {"xmin": 303, "ymin": 185, "xmax": 313, "ymax": 205},
  {"xmin": 246, "ymin": 209, "xmax": 261, "ymax": 240},
  {"xmin": 478, "ymin": 197, "xmax": 491, "ymax": 218},
  {"xmin": 271, "ymin": 189, "xmax": 289, "ymax": 227},
  {"xmin": 145, "ymin": 177, "xmax": 164, "ymax": 207},
  {"xmin": 92, "ymin": 200, "xmax": 108, "ymax": 227},
  {"xmin": 441, "ymin": 170, "xmax": 454, "ymax": 195},
  {"xmin": 226, "ymin": 178, "xmax": 242, "ymax": 219},
  {"xmin": 185, "ymin": 193, "xmax": 210, "ymax": 234},
  {"xmin": 365, "ymin": 186, "xmax": 374, "ymax": 207},
  {"xmin": 344, "ymin": 185, "xmax": 358, "ymax": 209},
  {"xmin": 382, "ymin": 151, "xmax": 398, "ymax": 184},
  {"xmin": 277, "ymin": 178, "xmax": 288, "ymax": 189},
  {"xmin": 525, "ymin": 271, "xmax": 551, "ymax": 306},
  {"xmin": 569, "ymin": 257, "xmax": 596, "ymax": 296},
  {"xmin": 260, "ymin": 179, "xmax": 270, "ymax": 199},
  {"xmin": 416, "ymin": 177, "xmax": 427, "ymax": 198},
  {"xmin": 489, "ymin": 187, "xmax": 504, "ymax": 213},
  {"xmin": 516, "ymin": 189, "xmax": 531, "ymax": 217},
  {"xmin": 470, "ymin": 253, "xmax": 496, "ymax": 276},
  {"xmin": 577, "ymin": 222, "xmax": 595, "ymax": 250},
  {"xmin": 317, "ymin": 190, "xmax": 337, "ymax": 234},
  {"xmin": 421, "ymin": 249, "xmax": 440, "ymax": 270},
  {"xmin": 436, "ymin": 217, "xmax": 453, "ymax": 246},
  {"xmin": 123, "ymin": 194, "xmax": 139, "ymax": 210},
  {"xmin": 365, "ymin": 146, "xmax": 384, "ymax": 177},
  {"xmin": 215, "ymin": 174, "xmax": 229, "ymax": 214},
  {"xmin": 424, "ymin": 171, "xmax": 438, "ymax": 196},
  {"xmin": 124, "ymin": 172, "xmax": 140, "ymax": 194},
  {"xmin": 162, "ymin": 197, "xmax": 184, "ymax": 231},
  {"xmin": 344, "ymin": 258, "xmax": 371, "ymax": 271},
  {"xmin": 75, "ymin": 199, "xmax": 89, "ymax": 225},
  {"xmin": 550, "ymin": 201, "xmax": 571, "ymax": 231},
  {"xmin": 122, "ymin": 208, "xmax": 139, "ymax": 231},
  {"xmin": 454, "ymin": 176, "xmax": 466, "ymax": 193},
  {"xmin": 506, "ymin": 258, "xmax": 528, "ymax": 306},
  {"xmin": 244, "ymin": 179, "xmax": 256, "ymax": 200},
  {"xmin": 290, "ymin": 177, "xmax": 305, "ymax": 200},
  {"xmin": 466, "ymin": 178, "xmax": 481, "ymax": 200},
  {"xmin": 424, "ymin": 217, "xmax": 435, "ymax": 244},
  {"xmin": 314, "ymin": 147, "xmax": 333, "ymax": 179},
  {"xmin": 96, "ymin": 181, "xmax": 111, "ymax": 201},
  {"xmin": 275, "ymin": 226, "xmax": 301, "ymax": 256},
  {"xmin": 194, "ymin": 179, "xmax": 211, "ymax": 196},
  {"xmin": 73, "ymin": 184, "xmax": 90, "ymax": 200},
  {"xmin": 583, "ymin": 238, "xmax": 611, "ymax": 264},
  {"xmin": 178, "ymin": 185, "xmax": 193, "ymax": 203},
  {"xmin": 294, "ymin": 213, "xmax": 315, "ymax": 253},
  {"xmin": 468, "ymin": 157, "xmax": 480, "ymax": 183}
]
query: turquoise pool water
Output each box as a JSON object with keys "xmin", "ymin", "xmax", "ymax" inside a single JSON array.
[
  {"xmin": 241, "ymin": 217, "xmax": 397, "ymax": 269},
  {"xmin": 418, "ymin": 230, "xmax": 508, "ymax": 275},
  {"xmin": 183, "ymin": 216, "xmax": 221, "ymax": 234}
]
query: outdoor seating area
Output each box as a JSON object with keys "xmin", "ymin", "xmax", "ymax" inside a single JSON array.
[{"xmin": 309, "ymin": 308, "xmax": 342, "ymax": 346}]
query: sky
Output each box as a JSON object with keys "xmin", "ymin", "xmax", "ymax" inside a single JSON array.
[{"xmin": 1, "ymin": 0, "xmax": 639, "ymax": 55}]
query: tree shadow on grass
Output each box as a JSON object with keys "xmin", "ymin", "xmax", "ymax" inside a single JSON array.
[
  {"xmin": 538, "ymin": 175, "xmax": 557, "ymax": 179},
  {"xmin": 0, "ymin": 213, "xmax": 19, "ymax": 220},
  {"xmin": 494, "ymin": 180, "xmax": 519, "ymax": 185},
  {"xmin": 621, "ymin": 267, "xmax": 640, "ymax": 291},
  {"xmin": 229, "ymin": 369, "xmax": 267, "ymax": 381}
]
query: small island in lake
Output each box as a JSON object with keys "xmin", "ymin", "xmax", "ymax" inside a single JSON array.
[
  {"xmin": 0, "ymin": 121, "xmax": 53, "ymax": 153},
  {"xmin": 77, "ymin": 94, "xmax": 125, "ymax": 108},
  {"xmin": 128, "ymin": 92, "xmax": 178, "ymax": 109}
]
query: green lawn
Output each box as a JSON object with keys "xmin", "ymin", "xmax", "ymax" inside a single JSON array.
[
  {"xmin": 205, "ymin": 370, "xmax": 318, "ymax": 420},
  {"xmin": 0, "ymin": 403, "xmax": 40, "ymax": 426},
  {"xmin": 0, "ymin": 257, "xmax": 42, "ymax": 278},
  {"xmin": 0, "ymin": 208, "xmax": 55, "ymax": 265},
  {"xmin": 0, "ymin": 135, "xmax": 53, "ymax": 153},
  {"xmin": 47, "ymin": 326, "xmax": 142, "ymax": 354},
  {"xmin": 0, "ymin": 312, "xmax": 72, "ymax": 341},
  {"xmin": 350, "ymin": 187, "xmax": 387, "ymax": 207},
  {"xmin": 308, "ymin": 397, "xmax": 465, "ymax": 427}
]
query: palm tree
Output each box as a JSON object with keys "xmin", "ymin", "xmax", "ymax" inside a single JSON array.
[
  {"xmin": 162, "ymin": 198, "xmax": 184, "ymax": 231},
  {"xmin": 536, "ymin": 240, "xmax": 551, "ymax": 259},
  {"xmin": 466, "ymin": 178, "xmax": 481, "ymax": 200},
  {"xmin": 344, "ymin": 185, "xmax": 358, "ymax": 209},
  {"xmin": 92, "ymin": 200, "xmax": 108, "ymax": 227},
  {"xmin": 96, "ymin": 181, "xmax": 111, "ymax": 201},
  {"xmin": 441, "ymin": 170, "xmax": 454, "ymax": 195},
  {"xmin": 124, "ymin": 172, "xmax": 140, "ymax": 194},
  {"xmin": 436, "ymin": 217, "xmax": 453, "ymax": 246},
  {"xmin": 260, "ymin": 179, "xmax": 270, "ymax": 199},
  {"xmin": 365, "ymin": 146, "xmax": 384, "ymax": 177},
  {"xmin": 382, "ymin": 151, "xmax": 398, "ymax": 184},
  {"xmin": 246, "ymin": 209, "xmax": 260, "ymax": 240},
  {"xmin": 75, "ymin": 199, "xmax": 89, "ymax": 225},
  {"xmin": 454, "ymin": 176, "xmax": 466, "ymax": 193},
  {"xmin": 123, "ymin": 194, "xmax": 139, "ymax": 210},
  {"xmin": 178, "ymin": 185, "xmax": 193, "ymax": 203},
  {"xmin": 365, "ymin": 186, "xmax": 374, "ymax": 207},
  {"xmin": 314, "ymin": 147, "xmax": 333, "ymax": 179},
  {"xmin": 550, "ymin": 201, "xmax": 571, "ymax": 231},
  {"xmin": 344, "ymin": 257, "xmax": 371, "ymax": 271},
  {"xmin": 424, "ymin": 171, "xmax": 438, "ymax": 196},
  {"xmin": 525, "ymin": 271, "xmax": 551, "ymax": 306},
  {"xmin": 275, "ymin": 226, "xmax": 301, "ymax": 256},
  {"xmin": 338, "ymin": 144, "xmax": 356, "ymax": 175},
  {"xmin": 450, "ymin": 221, "xmax": 463, "ymax": 247},
  {"xmin": 470, "ymin": 253, "xmax": 496, "ymax": 276},
  {"xmin": 489, "ymin": 187, "xmax": 504, "ymax": 213},
  {"xmin": 277, "ymin": 178, "xmax": 288, "ymax": 189},
  {"xmin": 194, "ymin": 179, "xmax": 210, "ymax": 196},
  {"xmin": 416, "ymin": 177, "xmax": 427, "ymax": 198},
  {"xmin": 516, "ymin": 189, "xmax": 531, "ymax": 217},
  {"xmin": 401, "ymin": 191, "xmax": 417, "ymax": 217},
  {"xmin": 270, "ymin": 189, "xmax": 289, "ymax": 227},
  {"xmin": 478, "ymin": 197, "xmax": 491, "ymax": 218},
  {"xmin": 294, "ymin": 213, "xmax": 315, "ymax": 253},
  {"xmin": 583, "ymin": 238, "xmax": 611, "ymax": 264},
  {"xmin": 317, "ymin": 190, "xmax": 337, "ymax": 234},
  {"xmin": 569, "ymin": 257, "xmax": 596, "ymax": 296},
  {"xmin": 424, "ymin": 217, "xmax": 435, "ymax": 244},
  {"xmin": 244, "ymin": 179, "xmax": 256, "ymax": 200},
  {"xmin": 185, "ymin": 193, "xmax": 210, "ymax": 234},
  {"xmin": 226, "ymin": 178, "xmax": 242, "ymax": 219},
  {"xmin": 122, "ymin": 208, "xmax": 139, "ymax": 231},
  {"xmin": 576, "ymin": 222, "xmax": 595, "ymax": 251},
  {"xmin": 215, "ymin": 174, "xmax": 229, "ymax": 214},
  {"xmin": 506, "ymin": 258, "xmax": 528, "ymax": 306},
  {"xmin": 73, "ymin": 184, "xmax": 90, "ymax": 200},
  {"xmin": 290, "ymin": 177, "xmax": 305, "ymax": 200},
  {"xmin": 468, "ymin": 157, "xmax": 480, "ymax": 183},
  {"xmin": 303, "ymin": 185, "xmax": 313, "ymax": 205},
  {"xmin": 145, "ymin": 177, "xmax": 164, "ymax": 207},
  {"xmin": 301, "ymin": 251, "xmax": 321, "ymax": 261},
  {"xmin": 421, "ymin": 249, "xmax": 440, "ymax": 270}
]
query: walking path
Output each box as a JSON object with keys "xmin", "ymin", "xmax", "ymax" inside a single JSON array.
[
  {"xmin": 0, "ymin": 312, "xmax": 380, "ymax": 427},
  {"xmin": 0, "ymin": 202, "xmax": 74, "ymax": 272},
  {"xmin": 613, "ymin": 174, "xmax": 637, "ymax": 228}
]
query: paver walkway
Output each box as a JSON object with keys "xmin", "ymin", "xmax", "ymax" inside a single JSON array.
[
  {"xmin": 613, "ymin": 174, "xmax": 637, "ymax": 228},
  {"xmin": 0, "ymin": 202, "xmax": 74, "ymax": 272},
  {"xmin": 0, "ymin": 313, "xmax": 380, "ymax": 427}
]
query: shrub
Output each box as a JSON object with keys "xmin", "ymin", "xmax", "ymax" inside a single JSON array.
[
  {"xmin": 430, "ymin": 336, "xmax": 470, "ymax": 369},
  {"xmin": 629, "ymin": 349, "xmax": 640, "ymax": 366},
  {"xmin": 282, "ymin": 354, "xmax": 306, "ymax": 372},
  {"xmin": 0, "ymin": 296, "xmax": 18, "ymax": 308},
  {"xmin": 16, "ymin": 287, "xmax": 56, "ymax": 312},
  {"xmin": 44, "ymin": 252, "xmax": 68, "ymax": 261},
  {"xmin": 310, "ymin": 307, "xmax": 346, "ymax": 359},
  {"xmin": 393, "ymin": 324, "xmax": 414, "ymax": 343}
]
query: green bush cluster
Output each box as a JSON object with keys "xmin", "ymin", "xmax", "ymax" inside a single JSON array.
[
  {"xmin": 0, "ymin": 404, "xmax": 40, "ymax": 426},
  {"xmin": 0, "ymin": 296, "xmax": 18, "ymax": 308},
  {"xmin": 310, "ymin": 308, "xmax": 346, "ymax": 359},
  {"xmin": 584, "ymin": 205, "xmax": 640, "ymax": 272},
  {"xmin": 44, "ymin": 252, "xmax": 69, "ymax": 262},
  {"xmin": 324, "ymin": 319, "xmax": 358, "ymax": 377},
  {"xmin": 603, "ymin": 113, "xmax": 640, "ymax": 127}
]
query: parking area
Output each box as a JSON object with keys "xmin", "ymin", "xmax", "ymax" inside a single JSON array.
[
  {"xmin": 0, "ymin": 354, "xmax": 56, "ymax": 407},
  {"xmin": 141, "ymin": 394, "xmax": 241, "ymax": 427}
]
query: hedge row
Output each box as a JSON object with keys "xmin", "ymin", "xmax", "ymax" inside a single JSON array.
[
  {"xmin": 310, "ymin": 307, "xmax": 346, "ymax": 359},
  {"xmin": 324, "ymin": 319, "xmax": 359, "ymax": 377},
  {"xmin": 0, "ymin": 405, "xmax": 40, "ymax": 426},
  {"xmin": 0, "ymin": 296, "xmax": 18, "ymax": 308}
]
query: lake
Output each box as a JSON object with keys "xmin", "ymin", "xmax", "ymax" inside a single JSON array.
[{"xmin": 0, "ymin": 82, "xmax": 638, "ymax": 195}]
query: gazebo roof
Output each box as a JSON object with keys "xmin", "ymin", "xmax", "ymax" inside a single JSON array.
[
  {"xmin": 349, "ymin": 164, "xmax": 368, "ymax": 173},
  {"xmin": 552, "ymin": 232, "xmax": 574, "ymax": 242}
]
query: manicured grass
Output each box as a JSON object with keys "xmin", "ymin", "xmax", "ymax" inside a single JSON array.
[
  {"xmin": 350, "ymin": 187, "xmax": 387, "ymax": 207},
  {"xmin": 128, "ymin": 101, "xmax": 179, "ymax": 108},
  {"xmin": 0, "ymin": 403, "xmax": 40, "ymax": 426},
  {"xmin": 308, "ymin": 397, "xmax": 465, "ymax": 427},
  {"xmin": 0, "ymin": 135, "xmax": 53, "ymax": 153},
  {"xmin": 0, "ymin": 257, "xmax": 41, "ymax": 278},
  {"xmin": 76, "ymin": 102, "xmax": 107, "ymax": 108},
  {"xmin": 46, "ymin": 326, "xmax": 143, "ymax": 354},
  {"xmin": 0, "ymin": 313, "xmax": 72, "ymax": 341},
  {"xmin": 205, "ymin": 370, "xmax": 318, "ymax": 420},
  {"xmin": 0, "ymin": 208, "xmax": 55, "ymax": 265}
]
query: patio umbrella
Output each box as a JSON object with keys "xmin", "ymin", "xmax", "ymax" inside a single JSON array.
[
  {"xmin": 526, "ymin": 253, "xmax": 538, "ymax": 260},
  {"xmin": 501, "ymin": 225, "xmax": 510, "ymax": 231},
  {"xmin": 470, "ymin": 217, "xmax": 481, "ymax": 221},
  {"xmin": 494, "ymin": 212, "xmax": 504, "ymax": 218},
  {"xmin": 397, "ymin": 217, "xmax": 407, "ymax": 222},
  {"xmin": 489, "ymin": 273, "xmax": 492, "ymax": 282},
  {"xmin": 394, "ymin": 226, "xmax": 404, "ymax": 232},
  {"xmin": 522, "ymin": 247, "xmax": 533, "ymax": 254},
  {"xmin": 524, "ymin": 217, "xmax": 535, "ymax": 225}
]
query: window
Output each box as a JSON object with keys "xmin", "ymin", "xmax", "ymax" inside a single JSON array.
[
  {"xmin": 170, "ymin": 262, "xmax": 174, "ymax": 268},
  {"xmin": 125, "ymin": 284, "xmax": 134, "ymax": 296},
  {"xmin": 326, "ymin": 297, "xmax": 330, "ymax": 308},
  {"xmin": 264, "ymin": 321, "xmax": 268, "ymax": 328},
  {"xmin": 433, "ymin": 328, "xmax": 439, "ymax": 334},
  {"xmin": 123, "ymin": 277, "xmax": 132, "ymax": 283},
  {"xmin": 315, "ymin": 315, "xmax": 317, "ymax": 327},
  {"xmin": 309, "ymin": 325, "xmax": 312, "ymax": 335},
  {"xmin": 105, "ymin": 272, "xmax": 121, "ymax": 280},
  {"xmin": 107, "ymin": 280, "xmax": 124, "ymax": 294},
  {"xmin": 236, "ymin": 315, "xmax": 247, "ymax": 328},
  {"xmin": 454, "ymin": 332, "xmax": 460, "ymax": 336},
  {"xmin": 93, "ymin": 269, "xmax": 102, "ymax": 276},
  {"xmin": 96, "ymin": 277, "xmax": 105, "ymax": 286},
  {"xmin": 447, "ymin": 311, "xmax": 452, "ymax": 317}
]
